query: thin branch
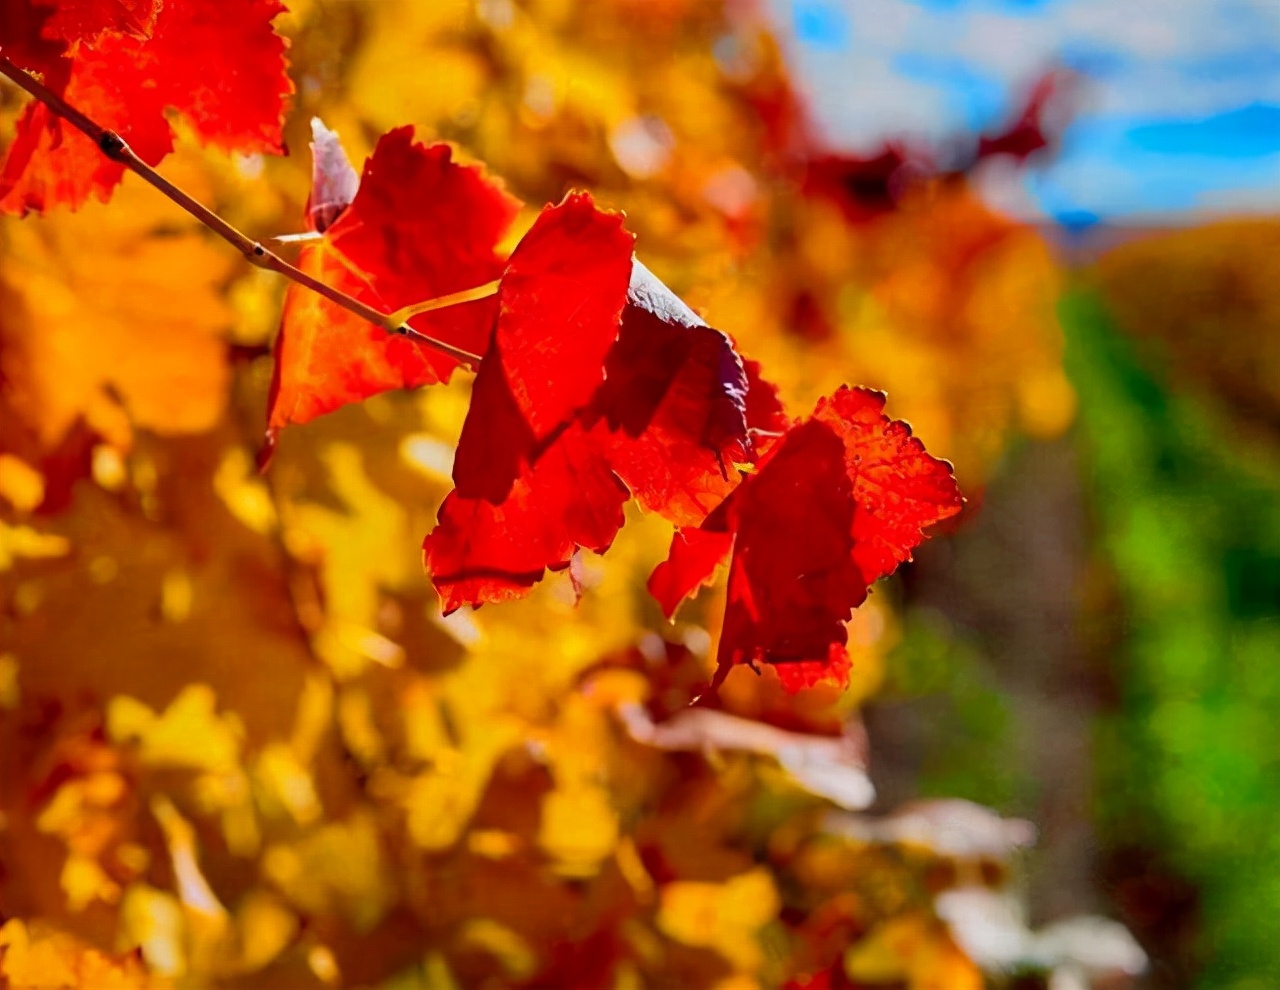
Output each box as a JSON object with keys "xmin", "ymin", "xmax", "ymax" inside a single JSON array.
[{"xmin": 0, "ymin": 57, "xmax": 491, "ymax": 368}]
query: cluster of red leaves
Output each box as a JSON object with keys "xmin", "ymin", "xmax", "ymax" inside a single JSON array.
[
  {"xmin": 650, "ymin": 387, "xmax": 962, "ymax": 692},
  {"xmin": 272, "ymin": 125, "xmax": 963, "ymax": 692},
  {"xmin": 1, "ymin": 0, "xmax": 963, "ymax": 693},
  {"xmin": 0, "ymin": 0, "xmax": 292, "ymax": 213}
]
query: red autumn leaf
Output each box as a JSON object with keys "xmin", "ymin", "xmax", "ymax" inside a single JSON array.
[
  {"xmin": 647, "ymin": 525, "xmax": 734, "ymax": 618},
  {"xmin": 429, "ymin": 192, "xmax": 634, "ymax": 609},
  {"xmin": 429, "ymin": 198, "xmax": 758, "ymax": 611},
  {"xmin": 425, "ymin": 422, "xmax": 630, "ymax": 613},
  {"xmin": 743, "ymin": 357, "xmax": 790, "ymax": 444},
  {"xmin": 0, "ymin": 0, "xmax": 292, "ymax": 214},
  {"xmin": 37, "ymin": 0, "xmax": 160, "ymax": 47},
  {"xmin": 0, "ymin": 0, "xmax": 158, "ymax": 78},
  {"xmin": 452, "ymin": 192, "xmax": 635, "ymax": 503},
  {"xmin": 266, "ymin": 126, "xmax": 521, "ymax": 437},
  {"xmin": 976, "ymin": 69, "xmax": 1072, "ymax": 164},
  {"xmin": 585, "ymin": 262, "xmax": 757, "ymax": 527},
  {"xmin": 650, "ymin": 386, "xmax": 962, "ymax": 693}
]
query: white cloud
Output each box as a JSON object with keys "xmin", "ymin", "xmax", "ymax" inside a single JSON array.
[
  {"xmin": 768, "ymin": 0, "xmax": 1280, "ymax": 216},
  {"xmin": 772, "ymin": 0, "xmax": 1280, "ymax": 135}
]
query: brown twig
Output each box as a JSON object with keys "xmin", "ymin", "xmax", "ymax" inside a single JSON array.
[{"xmin": 0, "ymin": 57, "xmax": 490, "ymax": 368}]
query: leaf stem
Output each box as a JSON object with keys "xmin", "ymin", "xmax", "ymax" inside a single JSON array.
[
  {"xmin": 0, "ymin": 57, "xmax": 486, "ymax": 368},
  {"xmin": 386, "ymin": 280, "xmax": 501, "ymax": 325}
]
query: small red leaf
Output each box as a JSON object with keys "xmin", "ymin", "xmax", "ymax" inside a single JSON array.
[
  {"xmin": 648, "ymin": 525, "xmax": 733, "ymax": 619},
  {"xmin": 718, "ymin": 417, "xmax": 865, "ymax": 677},
  {"xmin": 431, "ymin": 242, "xmax": 760, "ymax": 612},
  {"xmin": 815, "ymin": 386, "xmax": 964, "ymax": 587},
  {"xmin": 424, "ymin": 424, "xmax": 629, "ymax": 614},
  {"xmin": 453, "ymin": 192, "xmax": 634, "ymax": 503},
  {"xmin": 267, "ymin": 127, "xmax": 520, "ymax": 435},
  {"xmin": 588, "ymin": 262, "xmax": 752, "ymax": 526},
  {"xmin": 652, "ymin": 386, "xmax": 962, "ymax": 693},
  {"xmin": 493, "ymin": 193, "xmax": 634, "ymax": 440}
]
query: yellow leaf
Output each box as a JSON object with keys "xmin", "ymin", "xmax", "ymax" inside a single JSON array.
[
  {"xmin": 212, "ymin": 447, "xmax": 278, "ymax": 536},
  {"xmin": 255, "ymin": 743, "xmax": 322, "ymax": 825},
  {"xmin": 60, "ymin": 852, "xmax": 120, "ymax": 911},
  {"xmin": 0, "ymin": 918, "xmax": 167, "ymax": 990},
  {"xmin": 121, "ymin": 884, "xmax": 187, "ymax": 979},
  {"xmin": 281, "ymin": 443, "xmax": 417, "ymax": 679},
  {"xmin": 457, "ymin": 919, "xmax": 537, "ymax": 982},
  {"xmin": 845, "ymin": 915, "xmax": 983, "ymax": 990},
  {"xmin": 0, "ymin": 454, "xmax": 43, "ymax": 512},
  {"xmin": 107, "ymin": 684, "xmax": 243, "ymax": 772},
  {"xmin": 657, "ymin": 868, "xmax": 781, "ymax": 972},
  {"xmin": 234, "ymin": 890, "xmax": 299, "ymax": 973},
  {"xmin": 262, "ymin": 810, "xmax": 392, "ymax": 931},
  {"xmin": 0, "ymin": 159, "xmax": 234, "ymax": 452},
  {"xmin": 0, "ymin": 522, "xmax": 70, "ymax": 571},
  {"xmin": 538, "ymin": 784, "xmax": 620, "ymax": 877}
]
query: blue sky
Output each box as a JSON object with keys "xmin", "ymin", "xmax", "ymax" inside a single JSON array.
[{"xmin": 772, "ymin": 0, "xmax": 1280, "ymax": 222}]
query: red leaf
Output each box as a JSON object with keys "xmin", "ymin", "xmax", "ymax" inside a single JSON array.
[
  {"xmin": 432, "ymin": 224, "xmax": 760, "ymax": 611},
  {"xmin": 36, "ymin": 0, "xmax": 160, "ymax": 46},
  {"xmin": 652, "ymin": 386, "xmax": 962, "ymax": 693},
  {"xmin": 453, "ymin": 192, "xmax": 634, "ymax": 503},
  {"xmin": 718, "ymin": 418, "xmax": 866, "ymax": 681},
  {"xmin": 647, "ymin": 525, "xmax": 733, "ymax": 621},
  {"xmin": 817, "ymin": 387, "xmax": 963, "ymax": 587},
  {"xmin": 587, "ymin": 261, "xmax": 753, "ymax": 526},
  {"xmin": 0, "ymin": 1, "xmax": 70, "ymax": 80},
  {"xmin": 424, "ymin": 423, "xmax": 629, "ymax": 614},
  {"xmin": 743, "ymin": 357, "xmax": 790, "ymax": 449},
  {"xmin": 492, "ymin": 194, "xmax": 634, "ymax": 441},
  {"xmin": 976, "ymin": 70, "xmax": 1072, "ymax": 165},
  {"xmin": 266, "ymin": 127, "xmax": 520, "ymax": 436},
  {"xmin": 1, "ymin": 0, "xmax": 157, "ymax": 80},
  {"xmin": 1, "ymin": 0, "xmax": 292, "ymax": 214}
]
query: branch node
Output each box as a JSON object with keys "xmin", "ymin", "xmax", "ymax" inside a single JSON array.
[{"xmin": 98, "ymin": 130, "xmax": 130, "ymax": 161}]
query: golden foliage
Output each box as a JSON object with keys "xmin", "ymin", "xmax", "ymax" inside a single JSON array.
[{"xmin": 0, "ymin": 1, "xmax": 1094, "ymax": 987}]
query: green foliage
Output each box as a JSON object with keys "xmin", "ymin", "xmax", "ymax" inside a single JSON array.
[
  {"xmin": 1063, "ymin": 290, "xmax": 1280, "ymax": 990},
  {"xmin": 887, "ymin": 608, "xmax": 1027, "ymax": 812}
]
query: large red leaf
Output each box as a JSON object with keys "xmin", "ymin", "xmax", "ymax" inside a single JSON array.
[
  {"xmin": 266, "ymin": 127, "xmax": 521, "ymax": 438},
  {"xmin": 587, "ymin": 261, "xmax": 754, "ymax": 527},
  {"xmin": 650, "ymin": 386, "xmax": 963, "ymax": 693},
  {"xmin": 37, "ymin": 0, "xmax": 161, "ymax": 48},
  {"xmin": 425, "ymin": 423, "xmax": 630, "ymax": 614},
  {"xmin": 0, "ymin": 0, "xmax": 157, "ymax": 79},
  {"xmin": 430, "ymin": 202, "xmax": 760, "ymax": 611},
  {"xmin": 1, "ymin": 0, "xmax": 292, "ymax": 214},
  {"xmin": 647, "ymin": 525, "xmax": 734, "ymax": 618},
  {"xmin": 452, "ymin": 192, "xmax": 635, "ymax": 504}
]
